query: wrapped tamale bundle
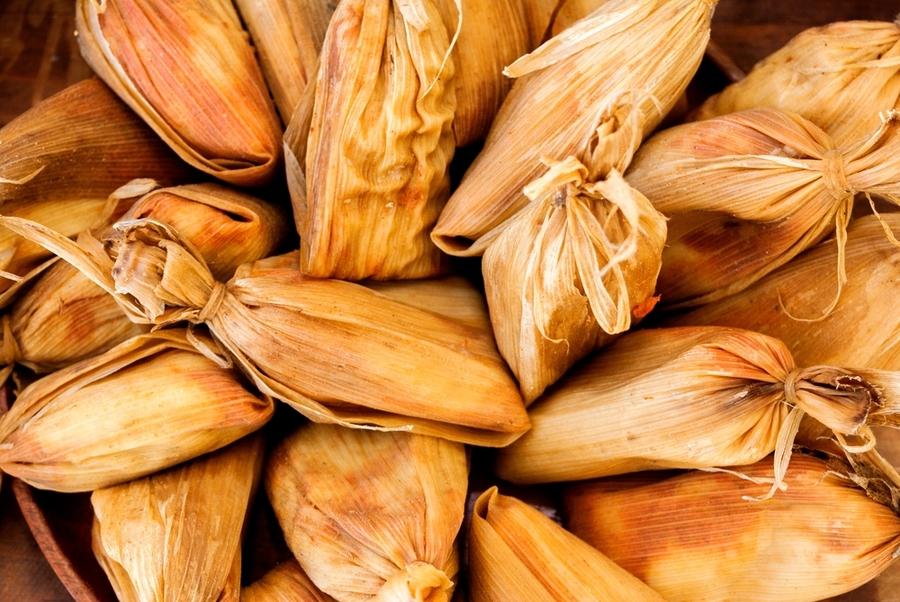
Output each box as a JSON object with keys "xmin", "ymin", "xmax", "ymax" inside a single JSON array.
[
  {"xmin": 242, "ymin": 559, "xmax": 337, "ymax": 602},
  {"xmin": 520, "ymin": 0, "xmax": 612, "ymax": 48},
  {"xmin": 0, "ymin": 78, "xmax": 194, "ymax": 304},
  {"xmin": 626, "ymin": 108, "xmax": 900, "ymax": 308},
  {"xmin": 92, "ymin": 434, "xmax": 264, "ymax": 602},
  {"xmin": 468, "ymin": 486, "xmax": 664, "ymax": 601},
  {"xmin": 366, "ymin": 275, "xmax": 493, "ymax": 332},
  {"xmin": 0, "ymin": 216, "xmax": 530, "ymax": 446},
  {"xmin": 495, "ymin": 325, "xmax": 900, "ymax": 486},
  {"xmin": 233, "ymin": 0, "xmax": 336, "ymax": 123},
  {"xmin": 0, "ymin": 329, "xmax": 273, "ymax": 492},
  {"xmin": 266, "ymin": 423, "xmax": 467, "ymax": 602},
  {"xmin": 0, "ymin": 180, "xmax": 289, "ymax": 377},
  {"xmin": 563, "ymin": 451, "xmax": 900, "ymax": 601},
  {"xmin": 75, "ymin": 0, "xmax": 283, "ymax": 187},
  {"xmin": 431, "ymin": 0, "xmax": 715, "ymax": 256},
  {"xmin": 287, "ymin": 0, "xmax": 458, "ymax": 281},
  {"xmin": 693, "ymin": 20, "xmax": 900, "ymax": 147}
]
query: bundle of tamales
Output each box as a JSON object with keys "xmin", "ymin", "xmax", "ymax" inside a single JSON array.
[
  {"xmin": 495, "ymin": 325, "xmax": 900, "ymax": 491},
  {"xmin": 625, "ymin": 108, "xmax": 900, "ymax": 308},
  {"xmin": 91, "ymin": 434, "xmax": 264, "ymax": 602},
  {"xmin": 0, "ymin": 215, "xmax": 529, "ymax": 446},
  {"xmin": 266, "ymin": 423, "xmax": 467, "ymax": 602},
  {"xmin": 0, "ymin": 329, "xmax": 272, "ymax": 492},
  {"xmin": 0, "ymin": 180, "xmax": 287, "ymax": 380},
  {"xmin": 75, "ymin": 0, "xmax": 282, "ymax": 187},
  {"xmin": 563, "ymin": 450, "xmax": 900, "ymax": 601}
]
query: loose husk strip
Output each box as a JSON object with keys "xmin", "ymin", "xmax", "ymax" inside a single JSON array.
[
  {"xmin": 0, "ymin": 216, "xmax": 529, "ymax": 447},
  {"xmin": 563, "ymin": 451, "xmax": 900, "ymax": 602},
  {"xmin": 91, "ymin": 434, "xmax": 265, "ymax": 602},
  {"xmin": 265, "ymin": 423, "xmax": 467, "ymax": 602},
  {"xmin": 468, "ymin": 486, "xmax": 664, "ymax": 601},
  {"xmin": 242, "ymin": 559, "xmax": 337, "ymax": 602}
]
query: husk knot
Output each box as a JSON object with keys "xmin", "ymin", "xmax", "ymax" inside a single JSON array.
[
  {"xmin": 198, "ymin": 281, "xmax": 226, "ymax": 324},
  {"xmin": 376, "ymin": 561, "xmax": 453, "ymax": 602},
  {"xmin": 821, "ymin": 149, "xmax": 856, "ymax": 201}
]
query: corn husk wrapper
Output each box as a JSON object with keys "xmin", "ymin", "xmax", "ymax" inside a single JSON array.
[
  {"xmin": 483, "ymin": 160, "xmax": 666, "ymax": 403},
  {"xmin": 287, "ymin": 0, "xmax": 458, "ymax": 280},
  {"xmin": 563, "ymin": 452, "xmax": 900, "ymax": 601},
  {"xmin": 242, "ymin": 559, "xmax": 337, "ymax": 602},
  {"xmin": 496, "ymin": 325, "xmax": 900, "ymax": 488},
  {"xmin": 431, "ymin": 0, "xmax": 715, "ymax": 256},
  {"xmin": 266, "ymin": 423, "xmax": 467, "ymax": 602},
  {"xmin": 626, "ymin": 108, "xmax": 900, "ymax": 308},
  {"xmin": 0, "ymin": 329, "xmax": 273, "ymax": 492},
  {"xmin": 366, "ymin": 275, "xmax": 493, "ymax": 332},
  {"xmin": 75, "ymin": 0, "xmax": 282, "ymax": 187},
  {"xmin": 468, "ymin": 486, "xmax": 664, "ymax": 601},
  {"xmin": 0, "ymin": 217, "xmax": 529, "ymax": 446},
  {"xmin": 0, "ymin": 78, "xmax": 195, "ymax": 305},
  {"xmin": 91, "ymin": 434, "xmax": 264, "ymax": 602},
  {"xmin": 693, "ymin": 20, "xmax": 900, "ymax": 147},
  {"xmin": 233, "ymin": 0, "xmax": 335, "ymax": 123},
  {"xmin": 520, "ymin": 0, "xmax": 612, "ymax": 48}
]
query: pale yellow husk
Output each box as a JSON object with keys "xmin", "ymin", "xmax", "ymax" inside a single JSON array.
[
  {"xmin": 92, "ymin": 434, "xmax": 264, "ymax": 602},
  {"xmin": 0, "ymin": 329, "xmax": 273, "ymax": 492},
  {"xmin": 693, "ymin": 20, "xmax": 900, "ymax": 147},
  {"xmin": 468, "ymin": 487, "xmax": 664, "ymax": 601},
  {"xmin": 265, "ymin": 423, "xmax": 467, "ymax": 602},
  {"xmin": 563, "ymin": 452, "xmax": 900, "ymax": 602},
  {"xmin": 626, "ymin": 108, "xmax": 900, "ymax": 308},
  {"xmin": 242, "ymin": 559, "xmax": 337, "ymax": 602},
  {"xmin": 520, "ymin": 0, "xmax": 612, "ymax": 48},
  {"xmin": 0, "ymin": 217, "xmax": 529, "ymax": 447},
  {"xmin": 75, "ymin": 0, "xmax": 282, "ymax": 187}
]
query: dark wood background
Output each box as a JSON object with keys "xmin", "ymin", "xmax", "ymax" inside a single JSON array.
[{"xmin": 1, "ymin": 0, "xmax": 899, "ymax": 600}]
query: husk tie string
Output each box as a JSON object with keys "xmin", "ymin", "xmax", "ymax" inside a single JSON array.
[
  {"xmin": 821, "ymin": 149, "xmax": 856, "ymax": 201},
  {"xmin": 197, "ymin": 281, "xmax": 226, "ymax": 324}
]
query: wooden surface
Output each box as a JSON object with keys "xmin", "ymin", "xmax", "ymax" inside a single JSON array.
[{"xmin": 2, "ymin": 0, "xmax": 900, "ymax": 600}]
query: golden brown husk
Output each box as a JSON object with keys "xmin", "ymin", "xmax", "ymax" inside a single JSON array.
[
  {"xmin": 0, "ymin": 329, "xmax": 273, "ymax": 492},
  {"xmin": 0, "ymin": 78, "xmax": 194, "ymax": 304},
  {"xmin": 265, "ymin": 423, "xmax": 467, "ymax": 602},
  {"xmin": 91, "ymin": 434, "xmax": 264, "ymax": 602},
  {"xmin": 291, "ymin": 0, "xmax": 457, "ymax": 280},
  {"xmin": 563, "ymin": 452, "xmax": 900, "ymax": 601},
  {"xmin": 232, "ymin": 0, "xmax": 335, "ymax": 123},
  {"xmin": 431, "ymin": 0, "xmax": 715, "ymax": 256},
  {"xmin": 75, "ymin": 0, "xmax": 282, "ymax": 187},
  {"xmin": 468, "ymin": 486, "xmax": 664, "ymax": 601},
  {"xmin": 0, "ymin": 217, "xmax": 529, "ymax": 447},
  {"xmin": 242, "ymin": 559, "xmax": 337, "ymax": 602},
  {"xmin": 693, "ymin": 20, "xmax": 900, "ymax": 146}
]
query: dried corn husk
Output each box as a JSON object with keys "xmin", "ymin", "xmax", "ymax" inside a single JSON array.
[
  {"xmin": 287, "ymin": 0, "xmax": 458, "ymax": 280},
  {"xmin": 242, "ymin": 559, "xmax": 337, "ymax": 602},
  {"xmin": 0, "ymin": 329, "xmax": 272, "ymax": 492},
  {"xmin": 0, "ymin": 78, "xmax": 194, "ymax": 304},
  {"xmin": 431, "ymin": 0, "xmax": 715, "ymax": 256},
  {"xmin": 495, "ymin": 325, "xmax": 900, "ymax": 488},
  {"xmin": 563, "ymin": 452, "xmax": 900, "ymax": 601},
  {"xmin": 693, "ymin": 20, "xmax": 900, "ymax": 147},
  {"xmin": 266, "ymin": 423, "xmax": 467, "ymax": 602},
  {"xmin": 626, "ymin": 108, "xmax": 900, "ymax": 308},
  {"xmin": 75, "ymin": 0, "xmax": 282, "ymax": 187},
  {"xmin": 366, "ymin": 275, "xmax": 493, "ymax": 332},
  {"xmin": 482, "ymin": 161, "xmax": 666, "ymax": 403},
  {"xmin": 92, "ymin": 434, "xmax": 264, "ymax": 602},
  {"xmin": 468, "ymin": 486, "xmax": 664, "ymax": 601},
  {"xmin": 233, "ymin": 0, "xmax": 335, "ymax": 123},
  {"xmin": 0, "ymin": 217, "xmax": 529, "ymax": 446},
  {"xmin": 520, "ymin": 0, "xmax": 611, "ymax": 50}
]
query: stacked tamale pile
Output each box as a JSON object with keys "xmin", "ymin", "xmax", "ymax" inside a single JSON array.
[{"xmin": 4, "ymin": 1, "xmax": 900, "ymax": 601}]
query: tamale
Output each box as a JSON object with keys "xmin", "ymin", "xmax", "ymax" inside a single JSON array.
[
  {"xmin": 0, "ymin": 329, "xmax": 272, "ymax": 492},
  {"xmin": 563, "ymin": 452, "xmax": 900, "ymax": 601},
  {"xmin": 0, "ymin": 217, "xmax": 530, "ymax": 447},
  {"xmin": 693, "ymin": 20, "xmax": 900, "ymax": 147},
  {"xmin": 75, "ymin": 0, "xmax": 282, "ymax": 187},
  {"xmin": 289, "ymin": 0, "xmax": 458, "ymax": 280},
  {"xmin": 495, "ymin": 326, "xmax": 900, "ymax": 487},
  {"xmin": 431, "ymin": 0, "xmax": 715, "ymax": 256},
  {"xmin": 266, "ymin": 423, "xmax": 467, "ymax": 602},
  {"xmin": 468, "ymin": 487, "xmax": 664, "ymax": 601},
  {"xmin": 520, "ymin": 0, "xmax": 612, "ymax": 48},
  {"xmin": 242, "ymin": 559, "xmax": 337, "ymax": 602},
  {"xmin": 625, "ymin": 108, "xmax": 900, "ymax": 308},
  {"xmin": 0, "ymin": 78, "xmax": 194, "ymax": 304},
  {"xmin": 92, "ymin": 434, "xmax": 264, "ymax": 602}
]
